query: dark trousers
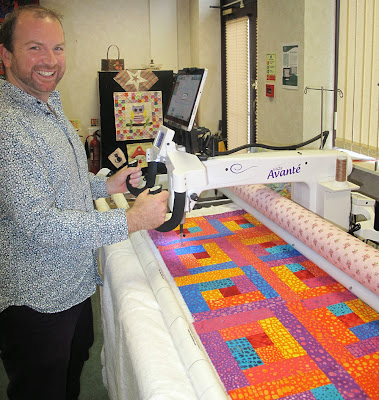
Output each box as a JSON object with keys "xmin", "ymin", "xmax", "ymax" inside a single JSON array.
[{"xmin": 0, "ymin": 298, "xmax": 94, "ymax": 400}]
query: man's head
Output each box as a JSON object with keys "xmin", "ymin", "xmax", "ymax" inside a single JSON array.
[{"xmin": 0, "ymin": 5, "xmax": 66, "ymax": 102}]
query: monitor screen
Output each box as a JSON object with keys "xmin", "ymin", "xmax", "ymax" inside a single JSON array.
[{"xmin": 164, "ymin": 68, "xmax": 207, "ymax": 132}]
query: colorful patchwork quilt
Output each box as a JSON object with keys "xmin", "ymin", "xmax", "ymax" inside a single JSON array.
[{"xmin": 149, "ymin": 209, "xmax": 379, "ymax": 400}]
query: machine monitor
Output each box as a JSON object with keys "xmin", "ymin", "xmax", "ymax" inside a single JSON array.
[{"xmin": 164, "ymin": 68, "xmax": 208, "ymax": 132}]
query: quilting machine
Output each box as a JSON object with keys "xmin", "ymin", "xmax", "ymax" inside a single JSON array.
[
  {"xmin": 98, "ymin": 68, "xmax": 379, "ymax": 400},
  {"xmin": 125, "ymin": 119, "xmax": 379, "ymax": 309},
  {"xmin": 127, "ymin": 124, "xmax": 358, "ymax": 233},
  {"xmin": 115, "ymin": 125, "xmax": 379, "ymax": 399},
  {"xmin": 98, "ymin": 172, "xmax": 379, "ymax": 400},
  {"xmin": 99, "ymin": 139, "xmax": 379, "ymax": 400},
  {"xmin": 127, "ymin": 66, "xmax": 378, "ymax": 242}
]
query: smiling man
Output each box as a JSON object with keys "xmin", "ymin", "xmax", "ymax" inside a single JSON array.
[
  {"xmin": 1, "ymin": 6, "xmax": 66, "ymax": 102},
  {"xmin": 0, "ymin": 5, "xmax": 169, "ymax": 400}
]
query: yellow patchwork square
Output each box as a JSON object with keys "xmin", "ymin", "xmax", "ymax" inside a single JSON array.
[
  {"xmin": 202, "ymin": 289, "xmax": 223, "ymax": 302},
  {"xmin": 273, "ymin": 265, "xmax": 309, "ymax": 292},
  {"xmin": 224, "ymin": 221, "xmax": 243, "ymax": 231},
  {"xmin": 175, "ymin": 267, "xmax": 244, "ymax": 287},
  {"xmin": 259, "ymin": 317, "xmax": 306, "ymax": 359}
]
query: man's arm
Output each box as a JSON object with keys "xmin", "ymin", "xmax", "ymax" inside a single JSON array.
[
  {"xmin": 102, "ymin": 165, "xmax": 169, "ymax": 232},
  {"xmin": 125, "ymin": 189, "xmax": 169, "ymax": 233},
  {"xmin": 105, "ymin": 165, "xmax": 142, "ymax": 195}
]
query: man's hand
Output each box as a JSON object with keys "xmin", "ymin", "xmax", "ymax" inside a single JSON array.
[
  {"xmin": 106, "ymin": 165, "xmax": 142, "ymax": 195},
  {"xmin": 126, "ymin": 189, "xmax": 169, "ymax": 233}
]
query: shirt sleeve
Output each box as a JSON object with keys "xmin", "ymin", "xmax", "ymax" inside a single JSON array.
[
  {"xmin": 88, "ymin": 172, "xmax": 110, "ymax": 200},
  {"xmin": 0, "ymin": 120, "xmax": 129, "ymax": 251}
]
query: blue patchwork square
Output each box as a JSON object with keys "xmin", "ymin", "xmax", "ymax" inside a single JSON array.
[
  {"xmin": 175, "ymin": 245, "xmax": 205, "ymax": 256},
  {"xmin": 311, "ymin": 384, "xmax": 344, "ymax": 400},
  {"xmin": 179, "ymin": 285, "xmax": 209, "ymax": 313},
  {"xmin": 240, "ymin": 223, "xmax": 254, "ymax": 229},
  {"xmin": 188, "ymin": 226, "xmax": 202, "ymax": 233},
  {"xmin": 327, "ymin": 303, "xmax": 352, "ymax": 317},
  {"xmin": 266, "ymin": 244, "xmax": 294, "ymax": 255},
  {"xmin": 260, "ymin": 248, "xmax": 301, "ymax": 262},
  {"xmin": 350, "ymin": 320, "xmax": 379, "ymax": 340},
  {"xmin": 286, "ymin": 263, "xmax": 306, "ymax": 273},
  {"xmin": 198, "ymin": 278, "xmax": 234, "ymax": 291},
  {"xmin": 226, "ymin": 337, "xmax": 264, "ymax": 369}
]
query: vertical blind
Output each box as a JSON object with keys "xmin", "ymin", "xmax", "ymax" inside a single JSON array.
[
  {"xmin": 336, "ymin": 0, "xmax": 379, "ymax": 158},
  {"xmin": 226, "ymin": 16, "xmax": 250, "ymax": 153}
]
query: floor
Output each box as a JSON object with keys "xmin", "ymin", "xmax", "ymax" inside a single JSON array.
[{"xmin": 0, "ymin": 288, "xmax": 109, "ymax": 400}]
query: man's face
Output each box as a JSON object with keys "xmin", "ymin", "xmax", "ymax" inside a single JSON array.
[{"xmin": 1, "ymin": 11, "xmax": 65, "ymax": 102}]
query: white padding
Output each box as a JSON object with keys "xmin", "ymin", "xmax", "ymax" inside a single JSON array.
[
  {"xmin": 101, "ymin": 239, "xmax": 199, "ymax": 400},
  {"xmin": 129, "ymin": 231, "xmax": 229, "ymax": 400}
]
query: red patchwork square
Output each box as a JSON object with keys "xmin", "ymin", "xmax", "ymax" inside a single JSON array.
[
  {"xmin": 234, "ymin": 217, "xmax": 250, "ymax": 225},
  {"xmin": 176, "ymin": 228, "xmax": 191, "ymax": 235},
  {"xmin": 294, "ymin": 270, "xmax": 314, "ymax": 280},
  {"xmin": 193, "ymin": 251, "xmax": 210, "ymax": 259},
  {"xmin": 338, "ymin": 313, "xmax": 364, "ymax": 328},
  {"xmin": 260, "ymin": 241, "xmax": 276, "ymax": 249},
  {"xmin": 246, "ymin": 332, "xmax": 273, "ymax": 349},
  {"xmin": 219, "ymin": 286, "xmax": 241, "ymax": 297}
]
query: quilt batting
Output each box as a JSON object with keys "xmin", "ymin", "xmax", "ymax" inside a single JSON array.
[{"xmin": 149, "ymin": 209, "xmax": 379, "ymax": 400}]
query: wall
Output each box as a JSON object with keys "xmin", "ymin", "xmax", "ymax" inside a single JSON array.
[
  {"xmin": 40, "ymin": 0, "xmax": 221, "ymax": 140},
  {"xmin": 256, "ymin": 0, "xmax": 335, "ymax": 148},
  {"xmin": 38, "ymin": 0, "xmax": 334, "ymax": 147},
  {"xmin": 257, "ymin": 0, "xmax": 305, "ymax": 146},
  {"xmin": 303, "ymin": 0, "xmax": 335, "ymax": 148}
]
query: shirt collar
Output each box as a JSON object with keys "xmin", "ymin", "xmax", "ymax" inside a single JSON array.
[{"xmin": 0, "ymin": 79, "xmax": 61, "ymax": 111}]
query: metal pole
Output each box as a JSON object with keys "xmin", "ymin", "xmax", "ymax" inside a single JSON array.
[{"xmin": 320, "ymin": 86, "xmax": 324, "ymax": 149}]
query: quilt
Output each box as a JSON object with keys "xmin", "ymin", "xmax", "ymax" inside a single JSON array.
[
  {"xmin": 149, "ymin": 210, "xmax": 379, "ymax": 400},
  {"xmin": 113, "ymin": 91, "xmax": 163, "ymax": 141}
]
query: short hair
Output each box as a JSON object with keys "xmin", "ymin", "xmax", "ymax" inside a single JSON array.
[{"xmin": 0, "ymin": 5, "xmax": 63, "ymax": 52}]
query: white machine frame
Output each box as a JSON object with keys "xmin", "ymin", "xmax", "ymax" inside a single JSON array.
[{"xmin": 147, "ymin": 125, "xmax": 358, "ymax": 230}]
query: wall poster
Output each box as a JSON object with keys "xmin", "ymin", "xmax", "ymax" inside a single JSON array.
[
  {"xmin": 282, "ymin": 43, "xmax": 298, "ymax": 89},
  {"xmin": 266, "ymin": 54, "xmax": 276, "ymax": 81}
]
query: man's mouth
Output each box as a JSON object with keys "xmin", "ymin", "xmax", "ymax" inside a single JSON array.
[{"xmin": 36, "ymin": 70, "xmax": 55, "ymax": 77}]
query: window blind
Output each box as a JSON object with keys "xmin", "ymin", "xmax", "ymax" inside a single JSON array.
[
  {"xmin": 226, "ymin": 16, "xmax": 250, "ymax": 153},
  {"xmin": 336, "ymin": 0, "xmax": 379, "ymax": 158}
]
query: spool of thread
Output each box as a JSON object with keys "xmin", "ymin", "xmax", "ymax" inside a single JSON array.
[{"xmin": 335, "ymin": 155, "xmax": 347, "ymax": 182}]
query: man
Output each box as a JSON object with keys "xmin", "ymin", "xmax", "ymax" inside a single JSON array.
[{"xmin": 0, "ymin": 5, "xmax": 169, "ymax": 400}]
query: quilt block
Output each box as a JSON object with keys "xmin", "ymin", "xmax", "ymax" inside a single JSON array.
[{"xmin": 149, "ymin": 210, "xmax": 379, "ymax": 400}]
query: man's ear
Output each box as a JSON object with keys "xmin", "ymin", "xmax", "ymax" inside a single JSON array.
[{"xmin": 0, "ymin": 44, "xmax": 11, "ymax": 68}]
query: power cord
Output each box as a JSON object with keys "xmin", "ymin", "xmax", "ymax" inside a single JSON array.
[{"xmin": 348, "ymin": 222, "xmax": 361, "ymax": 236}]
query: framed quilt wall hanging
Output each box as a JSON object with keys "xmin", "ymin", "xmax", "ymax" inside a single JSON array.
[
  {"xmin": 113, "ymin": 91, "xmax": 163, "ymax": 141},
  {"xmin": 98, "ymin": 71, "xmax": 173, "ymax": 171}
]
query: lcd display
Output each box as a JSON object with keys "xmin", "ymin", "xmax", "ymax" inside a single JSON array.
[
  {"xmin": 155, "ymin": 130, "xmax": 165, "ymax": 149},
  {"xmin": 164, "ymin": 68, "xmax": 207, "ymax": 132}
]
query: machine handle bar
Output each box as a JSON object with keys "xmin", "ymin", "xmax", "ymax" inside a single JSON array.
[
  {"xmin": 155, "ymin": 191, "xmax": 186, "ymax": 232},
  {"xmin": 126, "ymin": 161, "xmax": 158, "ymax": 196},
  {"xmin": 126, "ymin": 161, "xmax": 184, "ymax": 232}
]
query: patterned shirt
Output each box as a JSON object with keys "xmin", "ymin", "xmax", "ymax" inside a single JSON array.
[{"xmin": 0, "ymin": 80, "xmax": 129, "ymax": 313}]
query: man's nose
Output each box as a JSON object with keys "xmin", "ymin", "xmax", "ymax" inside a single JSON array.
[{"xmin": 43, "ymin": 49, "xmax": 58, "ymax": 66}]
